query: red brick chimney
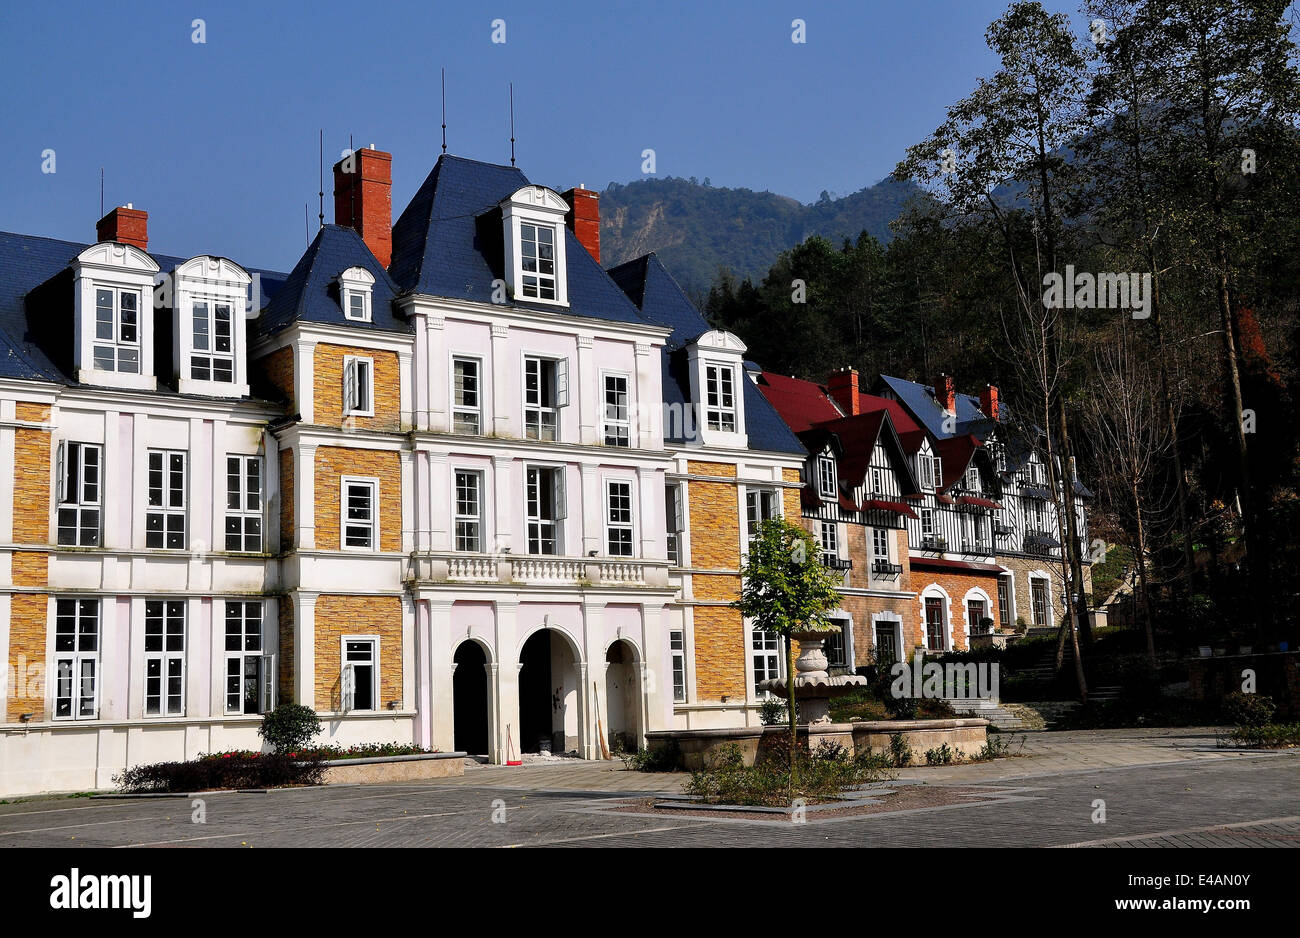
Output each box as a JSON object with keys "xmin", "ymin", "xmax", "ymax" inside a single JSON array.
[
  {"xmin": 827, "ymin": 367, "xmax": 860, "ymax": 416},
  {"xmin": 980, "ymin": 384, "xmax": 1000, "ymax": 421},
  {"xmin": 334, "ymin": 146, "xmax": 392, "ymax": 268},
  {"xmin": 562, "ymin": 186, "xmax": 600, "ymax": 263},
  {"xmin": 933, "ymin": 373, "xmax": 956, "ymax": 413},
  {"xmin": 96, "ymin": 205, "xmax": 148, "ymax": 252}
]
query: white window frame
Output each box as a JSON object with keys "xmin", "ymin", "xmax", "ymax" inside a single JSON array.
[
  {"xmin": 144, "ymin": 599, "xmax": 186, "ymax": 717},
  {"xmin": 453, "ymin": 468, "xmax": 484, "ymax": 552},
  {"xmin": 518, "ymin": 221, "xmax": 559, "ymax": 301},
  {"xmin": 605, "ymin": 479, "xmax": 635, "ymax": 557},
  {"xmin": 225, "ymin": 454, "xmax": 263, "ymax": 553},
  {"xmin": 523, "ymin": 355, "xmax": 567, "ymax": 441},
  {"xmin": 666, "ymin": 482, "xmax": 686, "ymax": 566},
  {"xmin": 53, "ymin": 598, "xmax": 100, "ymax": 720},
  {"xmin": 525, "ymin": 464, "xmax": 565, "ymax": 555},
  {"xmin": 704, "ymin": 362, "xmax": 737, "ymax": 432},
  {"xmin": 341, "ymin": 476, "xmax": 379, "ymax": 551},
  {"xmin": 745, "ymin": 487, "xmax": 780, "ymax": 542},
  {"xmin": 502, "ymin": 186, "xmax": 570, "ymax": 307},
  {"xmin": 670, "ymin": 629, "xmax": 687, "ymax": 703},
  {"xmin": 752, "ymin": 629, "xmax": 782, "ymax": 694},
  {"xmin": 923, "ymin": 592, "xmax": 949, "ymax": 652},
  {"xmin": 819, "ymin": 520, "xmax": 839, "ymax": 565},
  {"xmin": 872, "ymin": 527, "xmax": 890, "ymax": 561},
  {"xmin": 339, "ymin": 266, "xmax": 375, "ymax": 322},
  {"xmin": 870, "ymin": 466, "xmax": 884, "ymax": 495},
  {"xmin": 343, "ymin": 355, "xmax": 375, "ymax": 417},
  {"xmin": 188, "ymin": 296, "xmax": 236, "ymax": 384},
  {"xmin": 91, "ymin": 285, "xmax": 142, "ymax": 374},
  {"xmin": 921, "ymin": 507, "xmax": 935, "ymax": 539},
  {"xmin": 57, "ymin": 441, "xmax": 102, "ymax": 547},
  {"xmin": 965, "ymin": 464, "xmax": 980, "ymax": 492},
  {"xmin": 602, "ymin": 371, "xmax": 631, "ymax": 447},
  {"xmin": 341, "ymin": 635, "xmax": 380, "ymax": 713},
  {"xmin": 451, "ymin": 356, "xmax": 482, "ymax": 434},
  {"xmin": 1030, "ymin": 576, "xmax": 1051, "ymax": 627},
  {"xmin": 145, "ymin": 449, "xmax": 187, "ymax": 550},
  {"xmin": 224, "ymin": 600, "xmax": 273, "ymax": 715},
  {"xmin": 817, "ymin": 455, "xmax": 837, "ymax": 499}
]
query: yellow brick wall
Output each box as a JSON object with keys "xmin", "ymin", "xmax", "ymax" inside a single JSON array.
[
  {"xmin": 314, "ymin": 595, "xmax": 403, "ymax": 711},
  {"xmin": 693, "ymin": 573, "xmax": 740, "ymax": 602},
  {"xmin": 279, "ymin": 448, "xmax": 294, "ymax": 550},
  {"xmin": 782, "ymin": 467, "xmax": 803, "ymax": 519},
  {"xmin": 258, "ymin": 346, "xmax": 295, "ymax": 410},
  {"xmin": 313, "ymin": 343, "xmax": 401, "ymax": 431},
  {"xmin": 314, "ymin": 447, "xmax": 402, "ymax": 552},
  {"xmin": 279, "ymin": 598, "xmax": 295, "ymax": 702},
  {"xmin": 14, "ymin": 404, "xmax": 51, "ymax": 544},
  {"xmin": 692, "ymin": 606, "xmax": 747, "ymax": 700},
  {"xmin": 12, "ymin": 552, "xmax": 47, "ymax": 587},
  {"xmin": 687, "ymin": 460, "xmax": 735, "ymax": 478},
  {"xmin": 687, "ymin": 477, "xmax": 739, "ymax": 569},
  {"xmin": 6, "ymin": 594, "xmax": 47, "ymax": 722}
]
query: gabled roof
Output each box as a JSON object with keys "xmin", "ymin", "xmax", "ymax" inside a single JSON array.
[
  {"xmin": 934, "ymin": 434, "xmax": 984, "ymax": 491},
  {"xmin": 754, "ymin": 372, "xmax": 844, "ymax": 432},
  {"xmin": 389, "ymin": 154, "xmax": 645, "ymax": 324},
  {"xmin": 614, "ymin": 254, "xmax": 804, "ymax": 457},
  {"xmin": 259, "ymin": 225, "xmax": 405, "ymax": 337}
]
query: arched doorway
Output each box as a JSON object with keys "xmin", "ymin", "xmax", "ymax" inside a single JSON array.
[
  {"xmin": 604, "ymin": 640, "xmax": 640, "ymax": 754},
  {"xmin": 452, "ymin": 641, "xmax": 489, "ymax": 756},
  {"xmin": 518, "ymin": 628, "xmax": 581, "ymax": 755}
]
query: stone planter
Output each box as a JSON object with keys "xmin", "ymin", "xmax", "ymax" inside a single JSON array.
[{"xmin": 320, "ymin": 752, "xmax": 466, "ymax": 785}]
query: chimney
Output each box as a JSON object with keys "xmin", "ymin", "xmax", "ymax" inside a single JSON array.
[
  {"xmin": 96, "ymin": 204, "xmax": 148, "ymax": 252},
  {"xmin": 562, "ymin": 185, "xmax": 600, "ymax": 263},
  {"xmin": 933, "ymin": 373, "xmax": 956, "ymax": 414},
  {"xmin": 980, "ymin": 384, "xmax": 1000, "ymax": 421},
  {"xmin": 334, "ymin": 145, "xmax": 392, "ymax": 268},
  {"xmin": 827, "ymin": 367, "xmax": 860, "ymax": 416}
]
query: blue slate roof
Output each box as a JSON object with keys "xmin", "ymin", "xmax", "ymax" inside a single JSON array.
[
  {"xmin": 0, "ymin": 230, "xmax": 289, "ymax": 386},
  {"xmin": 875, "ymin": 374, "xmax": 995, "ymax": 440},
  {"xmin": 610, "ymin": 252, "xmax": 804, "ymax": 456},
  {"xmin": 389, "ymin": 155, "xmax": 645, "ymax": 324},
  {"xmin": 258, "ymin": 225, "xmax": 404, "ymax": 337}
]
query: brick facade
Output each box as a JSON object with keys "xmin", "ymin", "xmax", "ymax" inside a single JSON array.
[
  {"xmin": 909, "ymin": 568, "xmax": 1000, "ymax": 653},
  {"xmin": 279, "ymin": 448, "xmax": 295, "ymax": 550},
  {"xmin": 6, "ymin": 594, "xmax": 47, "ymax": 722},
  {"xmin": 313, "ymin": 594, "xmax": 403, "ymax": 711},
  {"xmin": 259, "ymin": 346, "xmax": 295, "ymax": 410},
  {"xmin": 313, "ymin": 343, "xmax": 401, "ymax": 431},
  {"xmin": 13, "ymin": 403, "xmax": 51, "ymax": 544},
  {"xmin": 314, "ymin": 446, "xmax": 402, "ymax": 552},
  {"xmin": 692, "ymin": 605, "xmax": 747, "ymax": 700}
]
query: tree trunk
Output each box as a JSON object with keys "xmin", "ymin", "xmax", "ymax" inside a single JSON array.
[
  {"xmin": 787, "ymin": 633, "xmax": 798, "ymax": 800},
  {"xmin": 1149, "ymin": 272, "xmax": 1196, "ymax": 589},
  {"xmin": 1131, "ymin": 477, "xmax": 1157, "ymax": 667}
]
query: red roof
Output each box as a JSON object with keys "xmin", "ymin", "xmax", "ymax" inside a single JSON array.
[
  {"xmin": 909, "ymin": 556, "xmax": 1004, "ymax": 575},
  {"xmin": 957, "ymin": 495, "xmax": 1002, "ymax": 510},
  {"xmin": 756, "ymin": 373, "xmax": 844, "ymax": 432},
  {"xmin": 862, "ymin": 498, "xmax": 918, "ymax": 518}
]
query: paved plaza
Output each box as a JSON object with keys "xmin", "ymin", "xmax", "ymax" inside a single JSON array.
[{"xmin": 1, "ymin": 728, "xmax": 1296, "ymax": 848}]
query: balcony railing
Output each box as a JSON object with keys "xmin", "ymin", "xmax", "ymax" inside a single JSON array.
[
  {"xmin": 872, "ymin": 560, "xmax": 903, "ymax": 576},
  {"xmin": 410, "ymin": 551, "xmax": 669, "ymax": 588},
  {"xmin": 920, "ymin": 536, "xmax": 947, "ymax": 552},
  {"xmin": 820, "ymin": 556, "xmax": 853, "ymax": 571},
  {"xmin": 961, "ymin": 540, "xmax": 994, "ymax": 556},
  {"xmin": 993, "ymin": 523, "xmax": 1013, "ymax": 537}
]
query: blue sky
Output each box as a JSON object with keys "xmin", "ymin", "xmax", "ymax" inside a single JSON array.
[{"xmin": 1, "ymin": 0, "xmax": 1090, "ymax": 272}]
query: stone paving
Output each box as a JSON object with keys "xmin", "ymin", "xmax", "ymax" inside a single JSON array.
[{"xmin": 0, "ymin": 727, "xmax": 1294, "ymax": 848}]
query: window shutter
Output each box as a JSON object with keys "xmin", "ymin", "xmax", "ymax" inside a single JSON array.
[
  {"xmin": 672, "ymin": 484, "xmax": 684, "ymax": 532},
  {"xmin": 56, "ymin": 441, "xmax": 68, "ymax": 505},
  {"xmin": 553, "ymin": 469, "xmax": 567, "ymax": 520},
  {"xmin": 341, "ymin": 663, "xmax": 355, "ymax": 712},
  {"xmin": 260, "ymin": 653, "xmax": 276, "ymax": 712},
  {"xmin": 838, "ymin": 522, "xmax": 849, "ymax": 559},
  {"xmin": 555, "ymin": 358, "xmax": 569, "ymax": 407},
  {"xmin": 344, "ymin": 359, "xmax": 357, "ymax": 412}
]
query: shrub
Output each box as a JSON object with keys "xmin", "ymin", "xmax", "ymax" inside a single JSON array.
[
  {"xmin": 621, "ymin": 740, "xmax": 682, "ymax": 772},
  {"xmin": 1222, "ymin": 692, "xmax": 1276, "ymax": 728},
  {"xmin": 683, "ymin": 741, "xmax": 890, "ymax": 807},
  {"xmin": 758, "ymin": 697, "xmax": 787, "ymax": 726},
  {"xmin": 258, "ymin": 703, "xmax": 321, "ymax": 754},
  {"xmin": 924, "ymin": 743, "xmax": 957, "ymax": 765},
  {"xmin": 114, "ymin": 752, "xmax": 326, "ymax": 793},
  {"xmin": 970, "ymin": 734, "xmax": 1023, "ymax": 762},
  {"xmin": 887, "ymin": 732, "xmax": 913, "ymax": 767},
  {"xmin": 1222, "ymin": 723, "xmax": 1300, "ymax": 748}
]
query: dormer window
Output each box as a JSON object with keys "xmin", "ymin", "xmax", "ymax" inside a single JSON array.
[
  {"xmin": 339, "ymin": 266, "xmax": 375, "ymax": 322},
  {"xmin": 704, "ymin": 363, "xmax": 736, "ymax": 432},
  {"xmin": 172, "ymin": 256, "xmax": 251, "ymax": 398},
  {"xmin": 965, "ymin": 465, "xmax": 979, "ymax": 492},
  {"xmin": 93, "ymin": 287, "xmax": 141, "ymax": 373},
  {"xmin": 818, "ymin": 455, "xmax": 837, "ymax": 499},
  {"xmin": 520, "ymin": 223, "xmax": 557, "ymax": 300},
  {"xmin": 190, "ymin": 299, "xmax": 234, "ymax": 382},
  {"xmin": 501, "ymin": 186, "xmax": 570, "ymax": 307},
  {"xmin": 73, "ymin": 242, "xmax": 158, "ymax": 391}
]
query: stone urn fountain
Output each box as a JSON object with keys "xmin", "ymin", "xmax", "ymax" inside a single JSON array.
[{"xmin": 758, "ymin": 629, "xmax": 867, "ymax": 724}]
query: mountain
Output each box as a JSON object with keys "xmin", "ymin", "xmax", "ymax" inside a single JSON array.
[{"xmin": 598, "ymin": 175, "xmax": 922, "ymax": 300}]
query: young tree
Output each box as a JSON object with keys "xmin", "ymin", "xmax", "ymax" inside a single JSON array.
[{"xmin": 733, "ymin": 519, "xmax": 843, "ymax": 789}]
